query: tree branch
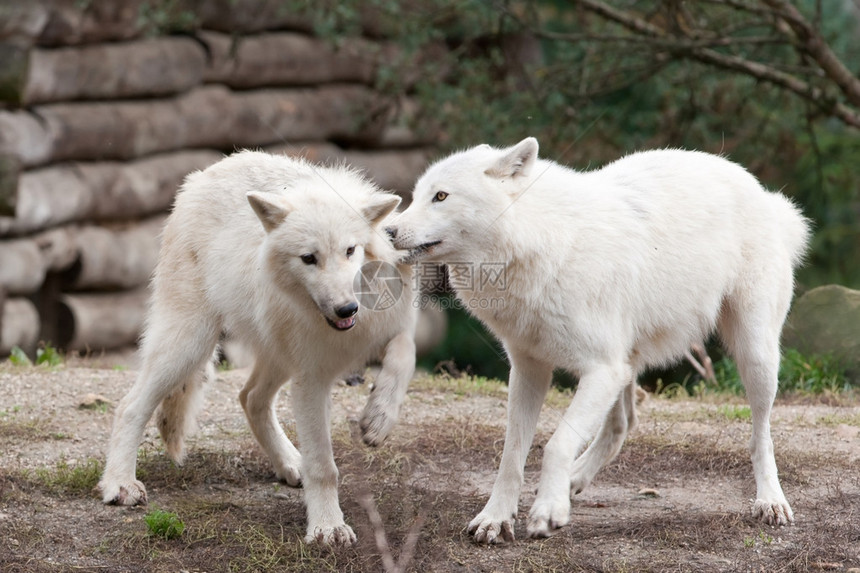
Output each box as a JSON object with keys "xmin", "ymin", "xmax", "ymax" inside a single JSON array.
[
  {"xmin": 761, "ymin": 0, "xmax": 860, "ymax": 108},
  {"xmin": 570, "ymin": 0, "xmax": 860, "ymax": 129}
]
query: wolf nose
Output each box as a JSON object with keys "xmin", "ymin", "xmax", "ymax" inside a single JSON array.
[
  {"xmin": 335, "ymin": 302, "xmax": 359, "ymax": 318},
  {"xmin": 384, "ymin": 226, "xmax": 397, "ymax": 239}
]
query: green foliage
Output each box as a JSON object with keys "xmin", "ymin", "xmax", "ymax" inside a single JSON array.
[
  {"xmin": 35, "ymin": 344, "xmax": 63, "ymax": 367},
  {"xmin": 778, "ymin": 348, "xmax": 850, "ymax": 394},
  {"xmin": 137, "ymin": 0, "xmax": 199, "ymax": 35},
  {"xmin": 672, "ymin": 348, "xmax": 850, "ymax": 398},
  {"xmin": 144, "ymin": 507, "xmax": 186, "ymax": 540},
  {"xmin": 8, "ymin": 346, "xmax": 31, "ymax": 366},
  {"xmin": 6, "ymin": 344, "xmax": 63, "ymax": 367}
]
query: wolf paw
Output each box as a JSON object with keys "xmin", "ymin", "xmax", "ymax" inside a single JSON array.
[
  {"xmin": 753, "ymin": 498, "xmax": 794, "ymax": 526},
  {"xmin": 275, "ymin": 465, "xmax": 302, "ymax": 488},
  {"xmin": 99, "ymin": 480, "xmax": 147, "ymax": 506},
  {"xmin": 359, "ymin": 403, "xmax": 397, "ymax": 447},
  {"xmin": 526, "ymin": 497, "xmax": 570, "ymax": 538},
  {"xmin": 467, "ymin": 513, "xmax": 515, "ymax": 544},
  {"xmin": 304, "ymin": 523, "xmax": 357, "ymax": 546}
]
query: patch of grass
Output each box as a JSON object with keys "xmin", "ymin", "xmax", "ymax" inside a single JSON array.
[
  {"xmin": 0, "ymin": 405, "xmax": 21, "ymax": 417},
  {"xmin": 717, "ymin": 404, "xmax": 752, "ymax": 421},
  {"xmin": 779, "ymin": 348, "xmax": 850, "ymax": 394},
  {"xmin": 662, "ymin": 348, "xmax": 852, "ymax": 398},
  {"xmin": 32, "ymin": 457, "xmax": 102, "ymax": 496},
  {"xmin": 144, "ymin": 507, "xmax": 186, "ymax": 540},
  {"xmin": 411, "ymin": 373, "xmax": 508, "ymax": 399},
  {"xmin": 410, "ymin": 372, "xmax": 574, "ymax": 409},
  {"xmin": 744, "ymin": 529, "xmax": 774, "ymax": 548},
  {"xmin": 816, "ymin": 411, "xmax": 860, "ymax": 427},
  {"xmin": 0, "ymin": 416, "xmax": 51, "ymax": 440}
]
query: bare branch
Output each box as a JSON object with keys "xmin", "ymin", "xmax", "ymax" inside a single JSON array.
[
  {"xmin": 761, "ymin": 0, "xmax": 860, "ymax": 108},
  {"xmin": 683, "ymin": 45, "xmax": 860, "ymax": 128},
  {"xmin": 569, "ymin": 0, "xmax": 860, "ymax": 129},
  {"xmin": 357, "ymin": 491, "xmax": 424, "ymax": 573},
  {"xmin": 686, "ymin": 344, "xmax": 716, "ymax": 382}
]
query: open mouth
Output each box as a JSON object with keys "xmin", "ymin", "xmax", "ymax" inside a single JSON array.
[
  {"xmin": 326, "ymin": 316, "xmax": 356, "ymax": 331},
  {"xmin": 401, "ymin": 240, "xmax": 442, "ymax": 264}
]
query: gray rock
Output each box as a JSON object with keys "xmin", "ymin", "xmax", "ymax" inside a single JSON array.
[{"xmin": 783, "ymin": 284, "xmax": 860, "ymax": 381}]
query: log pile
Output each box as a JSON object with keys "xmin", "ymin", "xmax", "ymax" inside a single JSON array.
[{"xmin": 0, "ymin": 0, "xmax": 434, "ymax": 357}]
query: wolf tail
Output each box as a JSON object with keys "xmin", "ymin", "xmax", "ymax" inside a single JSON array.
[{"xmin": 774, "ymin": 193, "xmax": 812, "ymax": 270}]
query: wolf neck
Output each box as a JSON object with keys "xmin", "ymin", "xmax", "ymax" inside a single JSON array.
[{"xmin": 450, "ymin": 196, "xmax": 560, "ymax": 299}]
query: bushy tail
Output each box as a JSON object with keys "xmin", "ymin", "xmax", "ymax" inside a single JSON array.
[{"xmin": 775, "ymin": 194, "xmax": 812, "ymax": 269}]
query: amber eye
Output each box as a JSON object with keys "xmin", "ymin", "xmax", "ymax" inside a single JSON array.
[
  {"xmin": 300, "ymin": 254, "xmax": 317, "ymax": 265},
  {"xmin": 432, "ymin": 191, "xmax": 449, "ymax": 203},
  {"xmin": 346, "ymin": 246, "xmax": 355, "ymax": 257}
]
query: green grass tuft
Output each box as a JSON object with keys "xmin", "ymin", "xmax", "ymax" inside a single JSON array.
[
  {"xmin": 33, "ymin": 458, "xmax": 102, "ymax": 496},
  {"xmin": 8, "ymin": 346, "xmax": 32, "ymax": 366},
  {"xmin": 144, "ymin": 507, "xmax": 186, "ymax": 540}
]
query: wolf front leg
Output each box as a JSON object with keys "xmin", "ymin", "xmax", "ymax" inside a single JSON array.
[
  {"xmin": 468, "ymin": 351, "xmax": 553, "ymax": 544},
  {"xmin": 291, "ymin": 376, "xmax": 356, "ymax": 546},
  {"xmin": 360, "ymin": 329, "xmax": 416, "ymax": 446}
]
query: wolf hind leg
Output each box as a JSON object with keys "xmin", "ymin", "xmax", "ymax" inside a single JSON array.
[
  {"xmin": 99, "ymin": 309, "xmax": 221, "ymax": 506},
  {"xmin": 720, "ymin": 294, "xmax": 793, "ymax": 526},
  {"xmin": 569, "ymin": 380, "xmax": 638, "ymax": 495},
  {"xmin": 156, "ymin": 349, "xmax": 218, "ymax": 465},
  {"xmin": 239, "ymin": 359, "xmax": 301, "ymax": 486}
]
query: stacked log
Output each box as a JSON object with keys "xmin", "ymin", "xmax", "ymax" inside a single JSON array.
[{"xmin": 0, "ymin": 1, "xmax": 434, "ymax": 357}]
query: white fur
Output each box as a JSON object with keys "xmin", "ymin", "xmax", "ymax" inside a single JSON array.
[
  {"xmin": 98, "ymin": 151, "xmax": 417, "ymax": 546},
  {"xmin": 391, "ymin": 138, "xmax": 809, "ymax": 543}
]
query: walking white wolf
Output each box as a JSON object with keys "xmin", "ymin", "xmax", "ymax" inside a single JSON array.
[
  {"xmin": 98, "ymin": 151, "xmax": 417, "ymax": 546},
  {"xmin": 389, "ymin": 138, "xmax": 809, "ymax": 543}
]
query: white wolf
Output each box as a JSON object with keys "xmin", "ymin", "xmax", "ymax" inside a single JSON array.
[
  {"xmin": 98, "ymin": 151, "xmax": 417, "ymax": 546},
  {"xmin": 390, "ymin": 138, "xmax": 809, "ymax": 543}
]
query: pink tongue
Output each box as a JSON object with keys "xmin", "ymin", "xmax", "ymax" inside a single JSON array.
[{"xmin": 336, "ymin": 316, "xmax": 355, "ymax": 329}]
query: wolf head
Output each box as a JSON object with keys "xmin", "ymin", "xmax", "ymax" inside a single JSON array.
[
  {"xmin": 389, "ymin": 137, "xmax": 539, "ymax": 263},
  {"xmin": 248, "ymin": 176, "xmax": 400, "ymax": 332}
]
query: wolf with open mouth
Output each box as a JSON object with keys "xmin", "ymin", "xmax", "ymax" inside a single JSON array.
[{"xmin": 99, "ymin": 151, "xmax": 417, "ymax": 546}]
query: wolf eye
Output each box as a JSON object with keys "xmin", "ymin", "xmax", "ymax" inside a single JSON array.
[
  {"xmin": 346, "ymin": 246, "xmax": 355, "ymax": 258},
  {"xmin": 300, "ymin": 254, "xmax": 317, "ymax": 265},
  {"xmin": 432, "ymin": 191, "xmax": 449, "ymax": 203}
]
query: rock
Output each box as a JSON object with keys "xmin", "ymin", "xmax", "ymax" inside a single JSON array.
[
  {"xmin": 78, "ymin": 393, "xmax": 111, "ymax": 409},
  {"xmin": 783, "ymin": 285, "xmax": 860, "ymax": 382}
]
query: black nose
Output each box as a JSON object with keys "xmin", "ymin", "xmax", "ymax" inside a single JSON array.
[
  {"xmin": 384, "ymin": 226, "xmax": 397, "ymax": 239},
  {"xmin": 335, "ymin": 302, "xmax": 359, "ymax": 318}
]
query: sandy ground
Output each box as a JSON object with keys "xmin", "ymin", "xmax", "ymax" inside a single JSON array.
[{"xmin": 1, "ymin": 362, "xmax": 859, "ymax": 572}]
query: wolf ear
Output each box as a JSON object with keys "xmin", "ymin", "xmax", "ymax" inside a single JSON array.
[
  {"xmin": 362, "ymin": 194, "xmax": 401, "ymax": 226},
  {"xmin": 485, "ymin": 137, "xmax": 539, "ymax": 179},
  {"xmin": 247, "ymin": 192, "xmax": 292, "ymax": 233}
]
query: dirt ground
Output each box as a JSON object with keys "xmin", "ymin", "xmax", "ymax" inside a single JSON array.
[{"xmin": 0, "ymin": 360, "xmax": 858, "ymax": 573}]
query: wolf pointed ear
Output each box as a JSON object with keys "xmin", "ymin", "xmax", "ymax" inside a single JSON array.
[
  {"xmin": 485, "ymin": 137, "xmax": 539, "ymax": 179},
  {"xmin": 362, "ymin": 194, "xmax": 401, "ymax": 226},
  {"xmin": 247, "ymin": 192, "xmax": 292, "ymax": 233}
]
